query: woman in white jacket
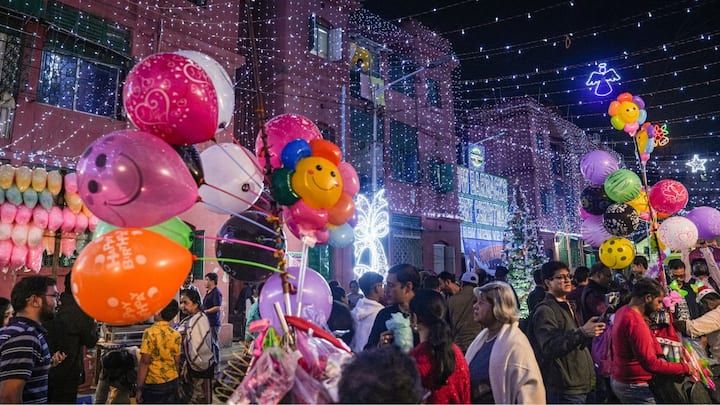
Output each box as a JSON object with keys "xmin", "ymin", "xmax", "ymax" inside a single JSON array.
[
  {"xmin": 179, "ymin": 288, "xmax": 215, "ymax": 404},
  {"xmin": 465, "ymin": 282, "xmax": 546, "ymax": 404}
]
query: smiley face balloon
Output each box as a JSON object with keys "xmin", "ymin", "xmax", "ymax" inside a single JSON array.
[
  {"xmin": 76, "ymin": 130, "xmax": 198, "ymax": 228},
  {"xmin": 291, "ymin": 156, "xmax": 343, "ymax": 209},
  {"xmin": 599, "ymin": 237, "xmax": 636, "ymax": 269}
]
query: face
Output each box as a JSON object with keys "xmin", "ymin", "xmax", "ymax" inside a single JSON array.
[
  {"xmin": 545, "ymin": 269, "xmax": 573, "ymax": 298},
  {"xmin": 385, "ymin": 273, "xmax": 412, "ymax": 306},
  {"xmin": 704, "ymin": 297, "xmax": 720, "ymax": 311},
  {"xmin": 618, "ymin": 101, "xmax": 640, "ymax": 123},
  {"xmin": 645, "ymin": 293, "xmax": 664, "ymax": 316},
  {"xmin": 472, "ymin": 293, "xmax": 495, "ymax": 326},
  {"xmin": 179, "ymin": 295, "xmax": 199, "ymax": 315},
  {"xmin": 671, "ymin": 269, "xmax": 686, "ymax": 285},
  {"xmin": 290, "ymin": 157, "xmax": 342, "ymax": 209},
  {"xmin": 349, "ymin": 281, "xmax": 359, "ymax": 294},
  {"xmin": 631, "ymin": 263, "xmax": 645, "ymax": 276},
  {"xmin": 438, "ymin": 279, "xmax": 451, "ymax": 294},
  {"xmin": 40, "ymin": 285, "xmax": 60, "ymax": 322},
  {"xmin": 3, "ymin": 305, "xmax": 13, "ymax": 326},
  {"xmin": 204, "ymin": 276, "xmax": 214, "ymax": 289},
  {"xmin": 597, "ymin": 270, "xmax": 613, "ymax": 287},
  {"xmin": 184, "ymin": 274, "xmax": 193, "ymax": 286}
]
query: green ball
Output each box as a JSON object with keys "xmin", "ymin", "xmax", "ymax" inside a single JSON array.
[{"xmin": 604, "ymin": 169, "xmax": 641, "ymax": 203}]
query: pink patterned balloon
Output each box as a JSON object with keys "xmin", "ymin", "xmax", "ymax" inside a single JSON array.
[
  {"xmin": 648, "ymin": 179, "xmax": 688, "ymax": 215},
  {"xmin": 123, "ymin": 53, "xmax": 218, "ymax": 145},
  {"xmin": 77, "ymin": 130, "xmax": 198, "ymax": 228},
  {"xmin": 255, "ymin": 114, "xmax": 322, "ymax": 171}
]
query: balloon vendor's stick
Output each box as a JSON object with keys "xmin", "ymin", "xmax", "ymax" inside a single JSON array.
[
  {"xmin": 193, "ymin": 256, "xmax": 292, "ymax": 276},
  {"xmin": 274, "ymin": 302, "xmax": 291, "ymax": 337},
  {"xmin": 198, "ymin": 199, "xmax": 277, "ymax": 234},
  {"xmin": 295, "ymin": 240, "xmax": 311, "ymax": 316}
]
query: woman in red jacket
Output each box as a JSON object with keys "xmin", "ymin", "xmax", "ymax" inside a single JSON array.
[{"xmin": 408, "ymin": 289, "xmax": 470, "ymax": 404}]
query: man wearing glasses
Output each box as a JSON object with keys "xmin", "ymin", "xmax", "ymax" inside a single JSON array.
[
  {"xmin": 529, "ymin": 261, "xmax": 606, "ymax": 403},
  {"xmin": 0, "ymin": 276, "xmax": 66, "ymax": 403}
]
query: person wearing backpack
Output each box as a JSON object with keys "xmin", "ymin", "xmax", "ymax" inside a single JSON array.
[{"xmin": 178, "ymin": 289, "xmax": 216, "ymax": 403}]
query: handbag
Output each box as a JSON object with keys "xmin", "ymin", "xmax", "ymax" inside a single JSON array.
[{"xmin": 649, "ymin": 373, "xmax": 712, "ymax": 404}]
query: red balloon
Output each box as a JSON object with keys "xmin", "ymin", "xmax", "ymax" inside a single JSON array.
[
  {"xmin": 309, "ymin": 139, "xmax": 342, "ymax": 166},
  {"xmin": 255, "ymin": 114, "xmax": 322, "ymax": 171},
  {"xmin": 123, "ymin": 53, "xmax": 218, "ymax": 145},
  {"xmin": 72, "ymin": 229, "xmax": 192, "ymax": 325},
  {"xmin": 648, "ymin": 179, "xmax": 688, "ymax": 215}
]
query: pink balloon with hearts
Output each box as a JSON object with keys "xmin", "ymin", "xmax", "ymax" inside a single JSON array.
[
  {"xmin": 255, "ymin": 114, "xmax": 322, "ymax": 171},
  {"xmin": 123, "ymin": 52, "xmax": 219, "ymax": 145},
  {"xmin": 658, "ymin": 216, "xmax": 698, "ymax": 251}
]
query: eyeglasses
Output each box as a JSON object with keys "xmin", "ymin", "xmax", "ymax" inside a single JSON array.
[
  {"xmin": 45, "ymin": 294, "xmax": 61, "ymax": 300},
  {"xmin": 552, "ymin": 275, "xmax": 572, "ymax": 281}
]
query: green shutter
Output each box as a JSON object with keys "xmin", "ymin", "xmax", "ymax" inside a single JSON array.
[
  {"xmin": 307, "ymin": 245, "xmax": 332, "ymax": 281},
  {"xmin": 0, "ymin": 0, "xmax": 44, "ymax": 17},
  {"xmin": 190, "ymin": 230, "xmax": 205, "ymax": 279},
  {"xmin": 46, "ymin": 1, "xmax": 131, "ymax": 57}
]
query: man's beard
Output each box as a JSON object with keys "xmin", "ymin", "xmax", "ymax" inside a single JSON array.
[
  {"xmin": 40, "ymin": 302, "xmax": 55, "ymax": 322},
  {"xmin": 644, "ymin": 302, "xmax": 657, "ymax": 317}
]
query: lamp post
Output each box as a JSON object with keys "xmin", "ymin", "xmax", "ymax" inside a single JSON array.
[{"xmin": 370, "ymin": 54, "xmax": 454, "ymax": 192}]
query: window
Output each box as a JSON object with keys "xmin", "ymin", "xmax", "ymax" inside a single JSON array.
[
  {"xmin": 37, "ymin": 51, "xmax": 120, "ymax": 117},
  {"xmin": 535, "ymin": 133, "xmax": 545, "ymax": 150},
  {"xmin": 426, "ymin": 78, "xmax": 441, "ymax": 107},
  {"xmin": 350, "ymin": 107, "xmax": 381, "ymax": 193},
  {"xmin": 388, "ymin": 53, "xmax": 416, "ymax": 98},
  {"xmin": 390, "ymin": 120, "xmax": 419, "ymax": 183},
  {"xmin": 190, "ymin": 230, "xmax": 205, "ymax": 280},
  {"xmin": 309, "ymin": 15, "xmax": 330, "ymax": 59}
]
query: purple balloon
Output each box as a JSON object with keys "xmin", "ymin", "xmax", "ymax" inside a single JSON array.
[
  {"xmin": 259, "ymin": 266, "xmax": 332, "ymax": 334},
  {"xmin": 77, "ymin": 130, "xmax": 198, "ymax": 228},
  {"xmin": 686, "ymin": 207, "xmax": 720, "ymax": 240},
  {"xmin": 581, "ymin": 215, "xmax": 612, "ymax": 248},
  {"xmin": 580, "ymin": 150, "xmax": 619, "ymax": 185}
]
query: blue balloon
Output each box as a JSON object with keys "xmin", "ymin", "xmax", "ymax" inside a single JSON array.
[
  {"xmin": 5, "ymin": 185, "xmax": 22, "ymax": 205},
  {"xmin": 23, "ymin": 189, "xmax": 38, "ymax": 209},
  {"xmin": 280, "ymin": 139, "xmax": 312, "ymax": 170},
  {"xmin": 638, "ymin": 109, "xmax": 647, "ymax": 125},
  {"xmin": 39, "ymin": 190, "xmax": 54, "ymax": 210},
  {"xmin": 328, "ymin": 223, "xmax": 354, "ymax": 248}
]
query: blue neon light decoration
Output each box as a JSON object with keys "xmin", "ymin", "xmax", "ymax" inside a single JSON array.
[{"xmin": 586, "ymin": 63, "xmax": 621, "ymax": 96}]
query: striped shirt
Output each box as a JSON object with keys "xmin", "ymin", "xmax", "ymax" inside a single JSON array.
[{"xmin": 0, "ymin": 317, "xmax": 51, "ymax": 403}]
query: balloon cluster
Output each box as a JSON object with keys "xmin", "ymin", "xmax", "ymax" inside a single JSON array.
[
  {"xmin": 608, "ymin": 92, "xmax": 647, "ymax": 136},
  {"xmin": 73, "ymin": 50, "xmax": 235, "ymax": 325},
  {"xmin": 0, "ymin": 167, "xmax": 96, "ymax": 272},
  {"xmin": 259, "ymin": 114, "xmax": 360, "ymax": 248}
]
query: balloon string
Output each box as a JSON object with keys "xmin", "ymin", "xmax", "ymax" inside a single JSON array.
[
  {"xmin": 201, "ymin": 183, "xmax": 271, "ymax": 216},
  {"xmin": 194, "ymin": 256, "xmax": 293, "ymax": 277},
  {"xmin": 198, "ymin": 199, "xmax": 277, "ymax": 234},
  {"xmin": 209, "ymin": 139, "xmax": 265, "ymax": 190},
  {"xmin": 199, "ymin": 235, "xmax": 276, "ymax": 252},
  {"xmin": 232, "ymin": 137, "xmax": 266, "ymax": 175}
]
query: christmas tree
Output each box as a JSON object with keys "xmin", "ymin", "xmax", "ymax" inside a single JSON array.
[{"xmin": 501, "ymin": 186, "xmax": 548, "ymax": 318}]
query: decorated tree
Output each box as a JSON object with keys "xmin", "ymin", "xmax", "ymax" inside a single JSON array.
[{"xmin": 501, "ymin": 187, "xmax": 548, "ymax": 318}]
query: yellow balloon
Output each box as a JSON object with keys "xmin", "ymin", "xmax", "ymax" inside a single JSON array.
[
  {"xmin": 636, "ymin": 129, "xmax": 649, "ymax": 155},
  {"xmin": 47, "ymin": 171, "xmax": 62, "ymax": 196},
  {"xmin": 627, "ymin": 191, "xmax": 649, "ymax": 214},
  {"xmin": 0, "ymin": 165, "xmax": 15, "ymax": 189},
  {"xmin": 15, "ymin": 166, "xmax": 32, "ymax": 192},
  {"xmin": 65, "ymin": 192, "xmax": 83, "ymax": 214},
  {"xmin": 31, "ymin": 168, "xmax": 48, "ymax": 192},
  {"xmin": 599, "ymin": 237, "xmax": 636, "ymax": 269},
  {"xmin": 291, "ymin": 157, "xmax": 343, "ymax": 209}
]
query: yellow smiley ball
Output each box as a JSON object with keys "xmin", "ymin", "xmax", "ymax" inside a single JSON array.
[
  {"xmin": 618, "ymin": 101, "xmax": 640, "ymax": 123},
  {"xmin": 599, "ymin": 237, "xmax": 636, "ymax": 270},
  {"xmin": 291, "ymin": 157, "xmax": 343, "ymax": 209}
]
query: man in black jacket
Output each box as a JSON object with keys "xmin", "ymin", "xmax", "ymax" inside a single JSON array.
[
  {"xmin": 529, "ymin": 261, "xmax": 606, "ymax": 403},
  {"xmin": 45, "ymin": 272, "xmax": 98, "ymax": 404}
]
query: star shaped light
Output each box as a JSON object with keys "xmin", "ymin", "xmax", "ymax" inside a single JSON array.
[{"xmin": 686, "ymin": 154, "xmax": 707, "ymax": 173}]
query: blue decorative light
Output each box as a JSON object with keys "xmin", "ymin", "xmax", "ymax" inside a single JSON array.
[{"xmin": 586, "ymin": 63, "xmax": 621, "ymax": 97}]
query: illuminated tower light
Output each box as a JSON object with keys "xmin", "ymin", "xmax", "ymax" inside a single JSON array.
[{"xmin": 353, "ymin": 189, "xmax": 389, "ymax": 278}]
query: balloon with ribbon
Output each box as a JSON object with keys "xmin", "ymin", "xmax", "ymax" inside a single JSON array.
[
  {"xmin": 215, "ymin": 211, "xmax": 279, "ymax": 282},
  {"xmin": 255, "ymin": 114, "xmax": 323, "ymax": 172},
  {"xmin": 93, "ymin": 217, "xmax": 193, "ymax": 249},
  {"xmin": 198, "ymin": 143, "xmax": 263, "ymax": 215},
  {"xmin": 608, "ymin": 92, "xmax": 647, "ymax": 136},
  {"xmin": 648, "ymin": 179, "xmax": 689, "ymax": 216}
]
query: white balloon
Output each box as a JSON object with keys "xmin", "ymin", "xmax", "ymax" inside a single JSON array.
[
  {"xmin": 27, "ymin": 225, "xmax": 43, "ymax": 248},
  {"xmin": 175, "ymin": 50, "xmax": 235, "ymax": 133},
  {"xmin": 199, "ymin": 143, "xmax": 263, "ymax": 214},
  {"xmin": 658, "ymin": 216, "xmax": 698, "ymax": 251}
]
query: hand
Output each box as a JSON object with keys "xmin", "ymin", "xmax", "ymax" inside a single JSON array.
[
  {"xmin": 581, "ymin": 316, "xmax": 606, "ymax": 338},
  {"xmin": 378, "ymin": 330, "xmax": 394, "ymax": 347},
  {"xmin": 135, "ymin": 388, "xmax": 143, "ymax": 403},
  {"xmin": 50, "ymin": 351, "xmax": 66, "ymax": 367}
]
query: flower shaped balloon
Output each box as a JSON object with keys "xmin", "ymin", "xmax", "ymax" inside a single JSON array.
[
  {"xmin": 608, "ymin": 92, "xmax": 647, "ymax": 136},
  {"xmin": 271, "ymin": 138, "xmax": 360, "ymax": 247}
]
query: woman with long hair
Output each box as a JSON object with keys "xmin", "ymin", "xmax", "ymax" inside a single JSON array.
[
  {"xmin": 465, "ymin": 282, "xmax": 546, "ymax": 403},
  {"xmin": 178, "ymin": 288, "xmax": 215, "ymax": 403},
  {"xmin": 408, "ymin": 289, "xmax": 470, "ymax": 403}
]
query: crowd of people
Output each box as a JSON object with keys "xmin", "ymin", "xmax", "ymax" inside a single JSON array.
[{"xmin": 3, "ymin": 245, "xmax": 720, "ymax": 404}]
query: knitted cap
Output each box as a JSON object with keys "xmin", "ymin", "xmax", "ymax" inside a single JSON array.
[{"xmin": 697, "ymin": 285, "xmax": 720, "ymax": 304}]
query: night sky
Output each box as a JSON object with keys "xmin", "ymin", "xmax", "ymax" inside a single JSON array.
[{"xmin": 364, "ymin": 0, "xmax": 720, "ymax": 207}]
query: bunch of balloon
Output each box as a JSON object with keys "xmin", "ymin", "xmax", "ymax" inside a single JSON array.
[
  {"xmin": 257, "ymin": 114, "xmax": 360, "ymax": 322},
  {"xmin": 0, "ymin": 165, "xmax": 96, "ymax": 273},
  {"xmin": 72, "ymin": 50, "xmax": 236, "ymax": 324}
]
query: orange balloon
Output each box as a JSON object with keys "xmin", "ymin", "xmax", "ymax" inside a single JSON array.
[
  {"xmin": 15, "ymin": 166, "xmax": 32, "ymax": 192},
  {"xmin": 309, "ymin": 139, "xmax": 342, "ymax": 166},
  {"xmin": 72, "ymin": 228, "xmax": 192, "ymax": 325},
  {"xmin": 327, "ymin": 193, "xmax": 355, "ymax": 226},
  {"xmin": 47, "ymin": 171, "xmax": 62, "ymax": 196}
]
